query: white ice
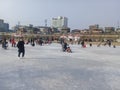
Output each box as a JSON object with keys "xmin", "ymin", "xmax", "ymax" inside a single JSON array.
[{"xmin": 0, "ymin": 43, "xmax": 120, "ymax": 90}]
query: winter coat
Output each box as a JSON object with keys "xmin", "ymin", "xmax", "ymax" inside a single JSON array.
[{"xmin": 17, "ymin": 41, "xmax": 25, "ymax": 52}]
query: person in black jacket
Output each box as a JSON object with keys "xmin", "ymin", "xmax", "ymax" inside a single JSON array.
[{"xmin": 17, "ymin": 38, "xmax": 25, "ymax": 58}]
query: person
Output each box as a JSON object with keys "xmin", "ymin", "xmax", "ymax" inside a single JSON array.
[
  {"xmin": 17, "ymin": 38, "xmax": 25, "ymax": 58},
  {"xmin": 11, "ymin": 38, "xmax": 16, "ymax": 47},
  {"xmin": 62, "ymin": 41, "xmax": 68, "ymax": 52},
  {"xmin": 2, "ymin": 38, "xmax": 8, "ymax": 49},
  {"xmin": 108, "ymin": 40, "xmax": 112, "ymax": 47},
  {"xmin": 66, "ymin": 46, "xmax": 72, "ymax": 53},
  {"xmin": 81, "ymin": 40, "xmax": 85, "ymax": 48},
  {"xmin": 39, "ymin": 38, "xmax": 43, "ymax": 46},
  {"xmin": 113, "ymin": 45, "xmax": 116, "ymax": 48},
  {"xmin": 89, "ymin": 43, "xmax": 92, "ymax": 47}
]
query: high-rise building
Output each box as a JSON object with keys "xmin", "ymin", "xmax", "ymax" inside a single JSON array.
[
  {"xmin": 0, "ymin": 19, "xmax": 9, "ymax": 32},
  {"xmin": 4, "ymin": 23, "xmax": 9, "ymax": 31},
  {"xmin": 105, "ymin": 27, "xmax": 115, "ymax": 33},
  {"xmin": 0, "ymin": 19, "xmax": 4, "ymax": 29},
  {"xmin": 89, "ymin": 24, "xmax": 99, "ymax": 30},
  {"xmin": 51, "ymin": 16, "xmax": 68, "ymax": 29}
]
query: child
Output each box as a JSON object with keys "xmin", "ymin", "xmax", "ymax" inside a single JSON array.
[{"xmin": 66, "ymin": 47, "xmax": 72, "ymax": 53}]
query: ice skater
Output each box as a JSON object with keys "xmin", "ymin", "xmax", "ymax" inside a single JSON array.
[
  {"xmin": 62, "ymin": 41, "xmax": 68, "ymax": 52},
  {"xmin": 2, "ymin": 38, "xmax": 8, "ymax": 49},
  {"xmin": 17, "ymin": 38, "xmax": 25, "ymax": 58}
]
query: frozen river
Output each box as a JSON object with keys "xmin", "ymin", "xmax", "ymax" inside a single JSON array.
[{"xmin": 0, "ymin": 43, "xmax": 120, "ymax": 90}]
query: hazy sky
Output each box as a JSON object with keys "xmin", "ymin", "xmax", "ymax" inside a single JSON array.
[{"xmin": 0, "ymin": 0, "xmax": 120, "ymax": 29}]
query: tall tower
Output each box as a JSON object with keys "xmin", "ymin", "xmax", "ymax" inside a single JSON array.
[
  {"xmin": 18, "ymin": 21, "xmax": 20, "ymax": 27},
  {"xmin": 117, "ymin": 21, "xmax": 119, "ymax": 28},
  {"xmin": 45, "ymin": 19, "xmax": 47, "ymax": 27}
]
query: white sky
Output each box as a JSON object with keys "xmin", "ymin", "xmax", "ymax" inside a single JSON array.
[{"xmin": 0, "ymin": 0, "xmax": 120, "ymax": 29}]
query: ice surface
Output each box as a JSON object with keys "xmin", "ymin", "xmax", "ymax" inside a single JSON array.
[{"xmin": 0, "ymin": 43, "xmax": 120, "ymax": 90}]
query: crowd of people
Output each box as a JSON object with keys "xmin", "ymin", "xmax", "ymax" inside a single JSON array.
[
  {"xmin": 0, "ymin": 37, "xmax": 52, "ymax": 58},
  {"xmin": 0, "ymin": 37, "xmax": 116, "ymax": 59}
]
